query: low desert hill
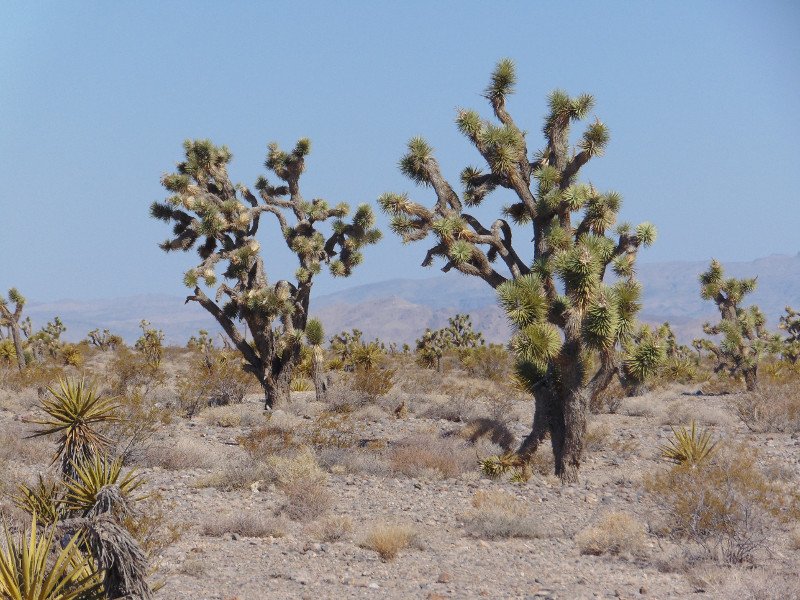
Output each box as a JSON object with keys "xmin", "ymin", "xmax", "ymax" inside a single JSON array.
[{"xmin": 24, "ymin": 253, "xmax": 800, "ymax": 345}]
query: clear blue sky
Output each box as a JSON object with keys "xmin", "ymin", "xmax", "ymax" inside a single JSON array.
[{"xmin": 1, "ymin": 1, "xmax": 798, "ymax": 301}]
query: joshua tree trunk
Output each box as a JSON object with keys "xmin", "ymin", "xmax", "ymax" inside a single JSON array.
[
  {"xmin": 310, "ymin": 346, "xmax": 328, "ymax": 402},
  {"xmin": 743, "ymin": 367, "xmax": 758, "ymax": 392},
  {"xmin": 260, "ymin": 363, "xmax": 293, "ymax": 409},
  {"xmin": 10, "ymin": 323, "xmax": 26, "ymax": 371}
]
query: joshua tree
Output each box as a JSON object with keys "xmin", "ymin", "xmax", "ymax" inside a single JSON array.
[
  {"xmin": 620, "ymin": 324, "xmax": 667, "ymax": 396},
  {"xmin": 415, "ymin": 327, "xmax": 450, "ymax": 371},
  {"xmin": 134, "ymin": 320, "xmax": 164, "ymax": 369},
  {"xmin": 444, "ymin": 313, "xmax": 485, "ymax": 350},
  {"xmin": 304, "ymin": 318, "xmax": 328, "ymax": 402},
  {"xmin": 152, "ymin": 139, "xmax": 380, "ymax": 408},
  {"xmin": 779, "ymin": 306, "xmax": 800, "ymax": 364},
  {"xmin": 87, "ymin": 328, "xmax": 123, "ymax": 351},
  {"xmin": 29, "ymin": 316, "xmax": 66, "ymax": 361},
  {"xmin": 0, "ymin": 288, "xmax": 27, "ymax": 371},
  {"xmin": 380, "ymin": 59, "xmax": 656, "ymax": 482},
  {"xmin": 329, "ymin": 328, "xmax": 364, "ymax": 370},
  {"xmin": 695, "ymin": 260, "xmax": 776, "ymax": 391}
]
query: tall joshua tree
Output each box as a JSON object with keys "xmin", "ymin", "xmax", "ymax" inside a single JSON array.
[
  {"xmin": 695, "ymin": 260, "xmax": 775, "ymax": 391},
  {"xmin": 380, "ymin": 59, "xmax": 656, "ymax": 482},
  {"xmin": 0, "ymin": 288, "xmax": 27, "ymax": 371},
  {"xmin": 152, "ymin": 139, "xmax": 380, "ymax": 408}
]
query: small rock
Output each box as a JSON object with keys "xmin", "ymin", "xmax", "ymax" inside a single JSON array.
[
  {"xmin": 437, "ymin": 571, "xmax": 452, "ymax": 584},
  {"xmin": 368, "ymin": 582, "xmax": 380, "ymax": 589}
]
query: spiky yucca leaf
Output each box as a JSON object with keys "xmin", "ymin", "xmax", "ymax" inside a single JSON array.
[
  {"xmin": 623, "ymin": 335, "xmax": 664, "ymax": 384},
  {"xmin": 29, "ymin": 378, "xmax": 118, "ymax": 477},
  {"xmin": 63, "ymin": 455, "xmax": 145, "ymax": 514},
  {"xmin": 479, "ymin": 452, "xmax": 523, "ymax": 478},
  {"xmin": 0, "ymin": 515, "xmax": 103, "ymax": 600},
  {"xmin": 660, "ymin": 421, "xmax": 717, "ymax": 466},
  {"xmin": 13, "ymin": 478, "xmax": 65, "ymax": 526}
]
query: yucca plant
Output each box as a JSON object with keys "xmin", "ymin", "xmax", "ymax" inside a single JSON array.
[
  {"xmin": 29, "ymin": 378, "xmax": 118, "ymax": 479},
  {"xmin": 479, "ymin": 451, "xmax": 528, "ymax": 481},
  {"xmin": 660, "ymin": 420, "xmax": 717, "ymax": 466},
  {"xmin": 0, "ymin": 515, "xmax": 103, "ymax": 600},
  {"xmin": 13, "ymin": 477, "xmax": 65, "ymax": 526},
  {"xmin": 63, "ymin": 455, "xmax": 145, "ymax": 515}
]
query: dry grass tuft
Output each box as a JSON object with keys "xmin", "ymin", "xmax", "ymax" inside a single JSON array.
[
  {"xmin": 584, "ymin": 422, "xmax": 611, "ymax": 452},
  {"xmin": 390, "ymin": 433, "xmax": 474, "ymax": 479},
  {"xmin": 463, "ymin": 490, "xmax": 543, "ymax": 540},
  {"xmin": 142, "ymin": 437, "xmax": 222, "ymax": 470},
  {"xmin": 307, "ymin": 515, "xmax": 353, "ymax": 542},
  {"xmin": 279, "ymin": 477, "xmax": 331, "ymax": 522},
  {"xmin": 360, "ymin": 523, "xmax": 420, "ymax": 560},
  {"xmin": 575, "ymin": 512, "xmax": 647, "ymax": 557},
  {"xmin": 201, "ymin": 513, "xmax": 287, "ymax": 538},
  {"xmin": 735, "ymin": 380, "xmax": 800, "ymax": 433}
]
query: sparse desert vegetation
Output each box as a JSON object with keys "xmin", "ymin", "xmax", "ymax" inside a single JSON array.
[{"xmin": 2, "ymin": 53, "xmax": 799, "ymax": 600}]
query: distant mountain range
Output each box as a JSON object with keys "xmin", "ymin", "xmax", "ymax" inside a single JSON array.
[{"xmin": 24, "ymin": 253, "xmax": 800, "ymax": 346}]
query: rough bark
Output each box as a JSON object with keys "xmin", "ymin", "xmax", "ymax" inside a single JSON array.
[
  {"xmin": 310, "ymin": 346, "xmax": 328, "ymax": 403},
  {"xmin": 10, "ymin": 323, "xmax": 26, "ymax": 371}
]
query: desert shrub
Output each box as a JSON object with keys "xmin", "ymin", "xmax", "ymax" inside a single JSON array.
[
  {"xmin": 735, "ymin": 381, "xmax": 800, "ymax": 433},
  {"xmin": 574, "ymin": 512, "xmax": 647, "ymax": 557},
  {"xmin": 351, "ymin": 366, "xmax": 394, "ymax": 400},
  {"xmin": 659, "ymin": 356, "xmax": 699, "ymax": 383},
  {"xmin": 107, "ymin": 390, "xmax": 170, "ymax": 463},
  {"xmin": 306, "ymin": 409, "xmax": 357, "ymax": 450},
  {"xmin": 2, "ymin": 362, "xmax": 65, "ymax": 395},
  {"xmin": 176, "ymin": 348, "xmax": 256, "ymax": 417},
  {"xmin": 201, "ymin": 513, "xmax": 287, "ymax": 538},
  {"xmin": 123, "ymin": 493, "xmax": 184, "ymax": 557},
  {"xmin": 660, "ymin": 399, "xmax": 732, "ymax": 427},
  {"xmin": 360, "ymin": 523, "xmax": 420, "ymax": 560},
  {"xmin": 239, "ymin": 424, "xmax": 300, "ymax": 459},
  {"xmin": 279, "ymin": 477, "xmax": 332, "ymax": 522},
  {"xmin": 459, "ymin": 344, "xmax": 511, "ymax": 381},
  {"xmin": 265, "ymin": 446, "xmax": 326, "ymax": 486},
  {"xmin": 109, "ymin": 346, "xmax": 164, "ymax": 397},
  {"xmin": 194, "ymin": 455, "xmax": 270, "ymax": 490},
  {"xmin": 60, "ymin": 343, "xmax": 85, "ymax": 368},
  {"xmin": 308, "ymin": 515, "xmax": 353, "ymax": 542},
  {"xmin": 646, "ymin": 443, "xmax": 800, "ymax": 563},
  {"xmin": 142, "ymin": 437, "xmax": 222, "ymax": 470},
  {"xmin": 317, "ymin": 447, "xmax": 390, "ymax": 476},
  {"xmin": 463, "ymin": 490, "xmax": 543, "ymax": 539},
  {"xmin": 390, "ymin": 433, "xmax": 474, "ymax": 479}
]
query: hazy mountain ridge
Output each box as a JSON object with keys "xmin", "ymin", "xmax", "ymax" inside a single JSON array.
[{"xmin": 23, "ymin": 253, "xmax": 800, "ymax": 346}]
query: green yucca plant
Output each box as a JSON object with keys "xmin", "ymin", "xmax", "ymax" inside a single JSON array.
[
  {"xmin": 63, "ymin": 455, "xmax": 145, "ymax": 514},
  {"xmin": 29, "ymin": 378, "xmax": 118, "ymax": 478},
  {"xmin": 479, "ymin": 452, "xmax": 526, "ymax": 480},
  {"xmin": 0, "ymin": 515, "xmax": 103, "ymax": 600},
  {"xmin": 289, "ymin": 378, "xmax": 313, "ymax": 392},
  {"xmin": 13, "ymin": 478, "xmax": 65, "ymax": 526},
  {"xmin": 660, "ymin": 420, "xmax": 717, "ymax": 466}
]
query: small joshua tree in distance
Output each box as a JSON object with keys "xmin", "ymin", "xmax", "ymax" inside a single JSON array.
[
  {"xmin": 151, "ymin": 138, "xmax": 380, "ymax": 408},
  {"xmin": 0, "ymin": 288, "xmax": 27, "ymax": 371}
]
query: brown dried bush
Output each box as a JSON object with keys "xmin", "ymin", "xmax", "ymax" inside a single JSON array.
[
  {"xmin": 176, "ymin": 349, "xmax": 257, "ymax": 417},
  {"xmin": 201, "ymin": 513, "xmax": 287, "ymax": 538},
  {"xmin": 735, "ymin": 380, "xmax": 800, "ymax": 433},
  {"xmin": 307, "ymin": 515, "xmax": 353, "ymax": 542},
  {"xmin": 646, "ymin": 443, "xmax": 800, "ymax": 563},
  {"xmin": 390, "ymin": 433, "xmax": 474, "ymax": 479},
  {"xmin": 574, "ymin": 512, "xmax": 647, "ymax": 557},
  {"xmin": 360, "ymin": 523, "xmax": 420, "ymax": 560},
  {"xmin": 463, "ymin": 490, "xmax": 543, "ymax": 539},
  {"xmin": 279, "ymin": 477, "xmax": 332, "ymax": 522}
]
